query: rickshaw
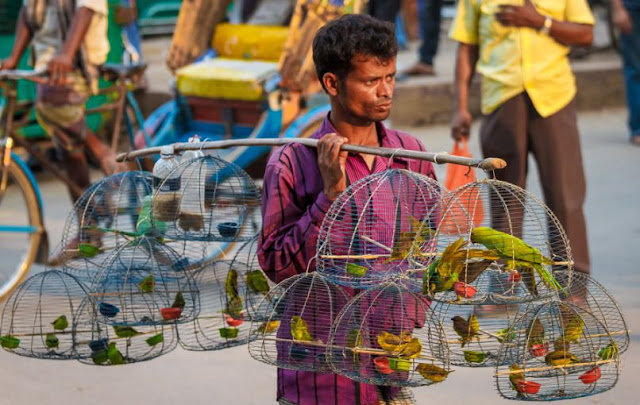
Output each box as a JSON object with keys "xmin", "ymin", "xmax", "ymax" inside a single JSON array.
[{"xmin": 134, "ymin": 0, "xmax": 367, "ymax": 171}]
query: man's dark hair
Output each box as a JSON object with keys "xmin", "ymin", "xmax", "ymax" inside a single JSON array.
[{"xmin": 312, "ymin": 14, "xmax": 398, "ymax": 90}]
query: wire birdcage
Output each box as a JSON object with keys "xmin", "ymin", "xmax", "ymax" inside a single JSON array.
[
  {"xmin": 425, "ymin": 179, "xmax": 573, "ymax": 305},
  {"xmin": 327, "ymin": 280, "xmax": 451, "ymax": 387},
  {"xmin": 248, "ymin": 272, "xmax": 350, "ymax": 372},
  {"xmin": 432, "ymin": 300, "xmax": 523, "ymax": 368},
  {"xmin": 495, "ymin": 301, "xmax": 620, "ymax": 401},
  {"xmin": 554, "ymin": 270, "xmax": 629, "ymax": 355},
  {"xmin": 57, "ymin": 172, "xmax": 155, "ymax": 281},
  {"xmin": 88, "ymin": 237, "xmax": 199, "ymax": 326},
  {"xmin": 0, "ymin": 270, "xmax": 91, "ymax": 360},
  {"xmin": 316, "ymin": 169, "xmax": 444, "ymax": 289},
  {"xmin": 151, "ymin": 155, "xmax": 261, "ymax": 243},
  {"xmin": 74, "ymin": 297, "xmax": 178, "ymax": 366}
]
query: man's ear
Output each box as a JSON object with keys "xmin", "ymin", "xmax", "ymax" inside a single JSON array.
[{"xmin": 322, "ymin": 72, "xmax": 340, "ymax": 97}]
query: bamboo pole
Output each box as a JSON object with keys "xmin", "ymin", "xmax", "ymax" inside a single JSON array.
[
  {"xmin": 116, "ymin": 138, "xmax": 507, "ymax": 171},
  {"xmin": 494, "ymin": 359, "xmax": 615, "ymax": 376}
]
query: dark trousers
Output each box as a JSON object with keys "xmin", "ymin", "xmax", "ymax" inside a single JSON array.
[
  {"xmin": 480, "ymin": 93, "xmax": 590, "ymax": 274},
  {"xmin": 418, "ymin": 0, "xmax": 443, "ymax": 65},
  {"xmin": 368, "ymin": 0, "xmax": 402, "ymax": 23}
]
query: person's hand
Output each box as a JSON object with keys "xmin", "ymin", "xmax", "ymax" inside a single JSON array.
[
  {"xmin": 613, "ymin": 5, "xmax": 633, "ymax": 34},
  {"xmin": 451, "ymin": 109, "xmax": 472, "ymax": 141},
  {"xmin": 0, "ymin": 56, "xmax": 19, "ymax": 71},
  {"xmin": 317, "ymin": 133, "xmax": 348, "ymax": 201},
  {"xmin": 495, "ymin": 0, "xmax": 545, "ymax": 29},
  {"xmin": 47, "ymin": 53, "xmax": 73, "ymax": 86}
]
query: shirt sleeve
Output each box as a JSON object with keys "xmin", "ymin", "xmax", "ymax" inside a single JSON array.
[
  {"xmin": 449, "ymin": 0, "xmax": 480, "ymax": 45},
  {"xmin": 564, "ymin": 0, "xmax": 595, "ymax": 24},
  {"xmin": 257, "ymin": 151, "xmax": 333, "ymax": 284},
  {"xmin": 77, "ymin": 0, "xmax": 108, "ymax": 15}
]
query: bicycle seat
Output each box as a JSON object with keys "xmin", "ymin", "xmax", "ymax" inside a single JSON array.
[{"xmin": 99, "ymin": 63, "xmax": 147, "ymax": 81}]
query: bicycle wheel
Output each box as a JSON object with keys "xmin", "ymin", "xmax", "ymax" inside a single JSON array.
[{"xmin": 0, "ymin": 156, "xmax": 43, "ymax": 301}]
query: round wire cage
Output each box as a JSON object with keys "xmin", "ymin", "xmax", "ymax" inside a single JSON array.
[
  {"xmin": 248, "ymin": 272, "xmax": 350, "ymax": 372},
  {"xmin": 554, "ymin": 270, "xmax": 630, "ymax": 355},
  {"xmin": 495, "ymin": 301, "xmax": 620, "ymax": 401},
  {"xmin": 432, "ymin": 300, "xmax": 524, "ymax": 368},
  {"xmin": 0, "ymin": 270, "xmax": 91, "ymax": 359},
  {"xmin": 177, "ymin": 258, "xmax": 268, "ymax": 351},
  {"xmin": 151, "ymin": 155, "xmax": 262, "ymax": 243},
  {"xmin": 425, "ymin": 179, "xmax": 573, "ymax": 305},
  {"xmin": 74, "ymin": 297, "xmax": 178, "ymax": 366},
  {"xmin": 327, "ymin": 280, "xmax": 451, "ymax": 387},
  {"xmin": 316, "ymin": 169, "xmax": 444, "ymax": 289},
  {"xmin": 58, "ymin": 171, "xmax": 155, "ymax": 281},
  {"xmin": 88, "ymin": 237, "xmax": 200, "ymax": 326}
]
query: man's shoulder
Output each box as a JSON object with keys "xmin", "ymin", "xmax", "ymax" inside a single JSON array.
[
  {"xmin": 385, "ymin": 128, "xmax": 427, "ymax": 152},
  {"xmin": 266, "ymin": 142, "xmax": 318, "ymax": 174}
]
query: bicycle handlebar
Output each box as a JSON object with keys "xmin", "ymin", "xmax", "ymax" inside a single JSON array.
[{"xmin": 0, "ymin": 69, "xmax": 48, "ymax": 84}]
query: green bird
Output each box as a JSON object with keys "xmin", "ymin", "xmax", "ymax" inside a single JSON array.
[
  {"xmin": 563, "ymin": 317, "xmax": 584, "ymax": 343},
  {"xmin": 451, "ymin": 315, "xmax": 480, "ymax": 348},
  {"xmin": 290, "ymin": 316, "xmax": 313, "ymax": 342},
  {"xmin": 113, "ymin": 326, "xmax": 141, "ymax": 338},
  {"xmin": 470, "ymin": 227, "xmax": 563, "ymax": 291},
  {"xmin": 463, "ymin": 350, "xmax": 488, "ymax": 363},
  {"xmin": 386, "ymin": 216, "xmax": 436, "ymax": 263},
  {"xmin": 245, "ymin": 270, "xmax": 270, "ymax": 294},
  {"xmin": 527, "ymin": 318, "xmax": 545, "ymax": 348},
  {"xmin": 107, "ymin": 342, "xmax": 125, "ymax": 365},
  {"xmin": 598, "ymin": 342, "xmax": 619, "ymax": 360},
  {"xmin": 139, "ymin": 275, "xmax": 155, "ymax": 293},
  {"xmin": 398, "ymin": 338, "xmax": 422, "ymax": 359},
  {"xmin": 545, "ymin": 350, "xmax": 578, "ymax": 366},
  {"xmin": 255, "ymin": 320, "xmax": 280, "ymax": 335},
  {"xmin": 509, "ymin": 364, "xmax": 525, "ymax": 391},
  {"xmin": 415, "ymin": 363, "xmax": 452, "ymax": 382},
  {"xmin": 51, "ymin": 315, "xmax": 69, "ymax": 331},
  {"xmin": 45, "ymin": 333, "xmax": 59, "ymax": 349},
  {"xmin": 172, "ymin": 292, "xmax": 186, "ymax": 310},
  {"xmin": 346, "ymin": 329, "xmax": 362, "ymax": 348},
  {"xmin": 91, "ymin": 349, "xmax": 108, "ymax": 365},
  {"xmin": 225, "ymin": 269, "xmax": 243, "ymax": 318}
]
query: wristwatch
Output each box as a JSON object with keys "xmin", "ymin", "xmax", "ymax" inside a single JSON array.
[{"xmin": 539, "ymin": 16, "xmax": 553, "ymax": 35}]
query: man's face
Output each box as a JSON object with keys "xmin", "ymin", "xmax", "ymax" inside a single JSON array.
[{"xmin": 334, "ymin": 54, "xmax": 396, "ymax": 124}]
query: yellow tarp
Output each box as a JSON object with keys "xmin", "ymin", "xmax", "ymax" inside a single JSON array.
[
  {"xmin": 176, "ymin": 58, "xmax": 278, "ymax": 101},
  {"xmin": 212, "ymin": 23, "xmax": 289, "ymax": 62}
]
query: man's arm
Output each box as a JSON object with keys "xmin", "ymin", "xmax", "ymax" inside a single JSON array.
[
  {"xmin": 451, "ymin": 42, "xmax": 479, "ymax": 141},
  {"xmin": 48, "ymin": 6, "xmax": 95, "ymax": 85},
  {"xmin": 611, "ymin": 0, "xmax": 633, "ymax": 34},
  {"xmin": 0, "ymin": 7, "xmax": 33, "ymax": 70},
  {"xmin": 495, "ymin": 0, "xmax": 593, "ymax": 47}
]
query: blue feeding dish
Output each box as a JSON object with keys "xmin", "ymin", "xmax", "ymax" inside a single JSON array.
[{"xmin": 99, "ymin": 302, "xmax": 120, "ymax": 318}]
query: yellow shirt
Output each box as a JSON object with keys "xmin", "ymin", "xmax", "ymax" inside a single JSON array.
[{"xmin": 449, "ymin": 0, "xmax": 594, "ymax": 117}]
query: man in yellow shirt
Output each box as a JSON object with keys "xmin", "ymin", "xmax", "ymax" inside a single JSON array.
[{"xmin": 449, "ymin": 0, "xmax": 594, "ymax": 275}]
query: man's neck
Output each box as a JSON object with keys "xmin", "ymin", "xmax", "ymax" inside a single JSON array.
[{"xmin": 328, "ymin": 110, "xmax": 380, "ymax": 147}]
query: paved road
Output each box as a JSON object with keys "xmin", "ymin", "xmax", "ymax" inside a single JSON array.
[{"xmin": 1, "ymin": 109, "xmax": 638, "ymax": 405}]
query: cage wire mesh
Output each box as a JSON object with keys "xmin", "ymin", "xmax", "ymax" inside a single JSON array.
[
  {"xmin": 0, "ymin": 270, "xmax": 91, "ymax": 359},
  {"xmin": 553, "ymin": 270, "xmax": 630, "ymax": 355},
  {"xmin": 151, "ymin": 155, "xmax": 262, "ymax": 243},
  {"xmin": 74, "ymin": 297, "xmax": 178, "ymax": 366},
  {"xmin": 248, "ymin": 272, "xmax": 350, "ymax": 372},
  {"xmin": 177, "ymin": 254, "xmax": 270, "ymax": 351},
  {"xmin": 432, "ymin": 300, "xmax": 524, "ymax": 368},
  {"xmin": 327, "ymin": 280, "xmax": 451, "ymax": 387},
  {"xmin": 88, "ymin": 237, "xmax": 199, "ymax": 326},
  {"xmin": 425, "ymin": 179, "xmax": 573, "ymax": 305},
  {"xmin": 495, "ymin": 301, "xmax": 620, "ymax": 401},
  {"xmin": 316, "ymin": 169, "xmax": 444, "ymax": 289},
  {"xmin": 57, "ymin": 172, "xmax": 154, "ymax": 281}
]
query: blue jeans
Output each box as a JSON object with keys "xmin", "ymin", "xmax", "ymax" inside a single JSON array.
[
  {"xmin": 418, "ymin": 0, "xmax": 443, "ymax": 65},
  {"xmin": 620, "ymin": 8, "xmax": 640, "ymax": 137}
]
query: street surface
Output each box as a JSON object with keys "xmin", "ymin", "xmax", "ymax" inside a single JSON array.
[{"xmin": 1, "ymin": 108, "xmax": 638, "ymax": 405}]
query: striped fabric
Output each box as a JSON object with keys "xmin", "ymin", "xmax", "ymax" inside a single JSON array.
[{"xmin": 258, "ymin": 115, "xmax": 436, "ymax": 405}]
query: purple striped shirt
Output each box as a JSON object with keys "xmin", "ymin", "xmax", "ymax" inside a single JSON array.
[{"xmin": 258, "ymin": 115, "xmax": 437, "ymax": 405}]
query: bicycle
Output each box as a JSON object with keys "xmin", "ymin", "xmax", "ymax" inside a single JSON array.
[{"xmin": 0, "ymin": 63, "xmax": 148, "ymax": 301}]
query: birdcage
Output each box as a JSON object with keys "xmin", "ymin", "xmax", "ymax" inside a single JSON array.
[
  {"xmin": 494, "ymin": 301, "xmax": 620, "ymax": 401},
  {"xmin": 248, "ymin": 272, "xmax": 350, "ymax": 372},
  {"xmin": 316, "ymin": 169, "xmax": 444, "ymax": 289},
  {"xmin": 151, "ymin": 155, "xmax": 262, "ymax": 243},
  {"xmin": 327, "ymin": 280, "xmax": 451, "ymax": 387},
  {"xmin": 231, "ymin": 235, "xmax": 274, "ymax": 321},
  {"xmin": 424, "ymin": 179, "xmax": 573, "ymax": 305},
  {"xmin": 0, "ymin": 270, "xmax": 92, "ymax": 360},
  {"xmin": 88, "ymin": 237, "xmax": 199, "ymax": 326},
  {"xmin": 432, "ymin": 300, "xmax": 523, "ymax": 368},
  {"xmin": 74, "ymin": 297, "xmax": 178, "ymax": 366}
]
